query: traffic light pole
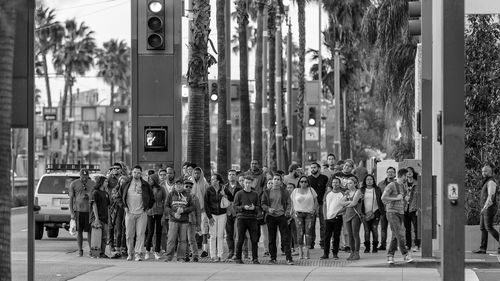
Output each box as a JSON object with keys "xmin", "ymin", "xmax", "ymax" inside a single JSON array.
[
  {"xmin": 276, "ymin": 12, "xmax": 283, "ymax": 171},
  {"xmin": 225, "ymin": 0, "xmax": 232, "ymax": 168}
]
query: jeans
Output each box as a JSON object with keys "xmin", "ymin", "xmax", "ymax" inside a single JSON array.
[
  {"xmin": 187, "ymin": 223, "xmax": 199, "ymax": 258},
  {"xmin": 363, "ymin": 216, "xmax": 380, "ymax": 243},
  {"xmin": 404, "ymin": 211, "xmax": 420, "ymax": 249},
  {"xmin": 324, "ymin": 216, "xmax": 343, "ymax": 255},
  {"xmin": 387, "ymin": 212, "xmax": 408, "ymax": 257},
  {"xmin": 145, "ymin": 214, "xmax": 162, "ymax": 253},
  {"xmin": 125, "ymin": 212, "xmax": 148, "ymax": 256},
  {"xmin": 266, "ymin": 215, "xmax": 292, "ymax": 260},
  {"xmin": 289, "ymin": 218, "xmax": 297, "ymax": 249},
  {"xmin": 379, "ymin": 212, "xmax": 388, "ymax": 247},
  {"xmin": 295, "ymin": 212, "xmax": 314, "ymax": 247},
  {"xmin": 310, "ymin": 205, "xmax": 325, "ymax": 247},
  {"xmin": 111, "ymin": 208, "xmax": 124, "ymax": 250},
  {"xmin": 226, "ymin": 215, "xmax": 237, "ymax": 258},
  {"xmin": 165, "ymin": 221, "xmax": 189, "ymax": 261},
  {"xmin": 479, "ymin": 208, "xmax": 499, "ymax": 250},
  {"xmin": 345, "ymin": 215, "xmax": 361, "ymax": 252},
  {"xmin": 209, "ymin": 214, "xmax": 227, "ymax": 258},
  {"xmin": 260, "ymin": 224, "xmax": 269, "ymax": 252},
  {"xmin": 235, "ymin": 218, "xmax": 260, "ymax": 261},
  {"xmin": 161, "ymin": 218, "xmax": 169, "ymax": 251}
]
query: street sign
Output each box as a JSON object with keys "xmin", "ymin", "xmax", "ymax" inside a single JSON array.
[
  {"xmin": 447, "ymin": 183, "xmax": 458, "ymax": 200},
  {"xmin": 305, "ymin": 127, "xmax": 319, "ymax": 141},
  {"xmin": 43, "ymin": 107, "xmax": 57, "ymax": 121}
]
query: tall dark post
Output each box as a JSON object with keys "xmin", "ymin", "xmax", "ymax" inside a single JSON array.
[
  {"xmin": 225, "ymin": 0, "xmax": 232, "ymax": 168},
  {"xmin": 441, "ymin": 0, "xmax": 465, "ymax": 280},
  {"xmin": 420, "ymin": 0, "xmax": 433, "ymax": 258}
]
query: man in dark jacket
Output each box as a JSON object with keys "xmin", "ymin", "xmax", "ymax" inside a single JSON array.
[
  {"xmin": 121, "ymin": 165, "xmax": 154, "ymax": 261},
  {"xmin": 261, "ymin": 173, "xmax": 294, "ymax": 265},
  {"xmin": 164, "ymin": 177, "xmax": 194, "ymax": 262},
  {"xmin": 224, "ymin": 169, "xmax": 243, "ymax": 260}
]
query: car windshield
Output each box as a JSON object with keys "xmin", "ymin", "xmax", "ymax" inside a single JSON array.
[{"xmin": 37, "ymin": 176, "xmax": 79, "ymax": 194}]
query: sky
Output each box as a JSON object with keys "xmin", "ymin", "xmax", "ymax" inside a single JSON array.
[{"xmin": 36, "ymin": 0, "xmax": 328, "ymax": 105}]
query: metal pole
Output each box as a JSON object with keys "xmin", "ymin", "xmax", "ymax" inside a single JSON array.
[
  {"xmin": 286, "ymin": 14, "xmax": 293, "ymax": 163},
  {"xmin": 318, "ymin": 0, "xmax": 322, "ymax": 158},
  {"xmin": 421, "ymin": 0, "xmax": 433, "ymax": 258},
  {"xmin": 441, "ymin": 0, "xmax": 465, "ymax": 279},
  {"xmin": 276, "ymin": 11, "xmax": 283, "ymax": 170},
  {"xmin": 225, "ymin": 0, "xmax": 232, "ymax": 167}
]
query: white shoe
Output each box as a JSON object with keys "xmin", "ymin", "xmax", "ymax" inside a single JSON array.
[
  {"xmin": 144, "ymin": 252, "xmax": 150, "ymax": 260},
  {"xmin": 127, "ymin": 255, "xmax": 133, "ymax": 261},
  {"xmin": 154, "ymin": 252, "xmax": 161, "ymax": 260},
  {"xmin": 387, "ymin": 256, "xmax": 394, "ymax": 264},
  {"xmin": 135, "ymin": 254, "xmax": 142, "ymax": 262},
  {"xmin": 404, "ymin": 253, "xmax": 414, "ymax": 263},
  {"xmin": 412, "ymin": 246, "xmax": 419, "ymax": 252}
]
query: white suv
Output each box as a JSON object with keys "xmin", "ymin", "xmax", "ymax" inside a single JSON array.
[{"xmin": 34, "ymin": 165, "xmax": 102, "ymax": 240}]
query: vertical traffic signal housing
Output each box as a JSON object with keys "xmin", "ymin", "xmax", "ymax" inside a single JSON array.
[
  {"xmin": 308, "ymin": 106, "xmax": 317, "ymax": 126},
  {"xmin": 408, "ymin": 1, "xmax": 422, "ymax": 36},
  {"xmin": 147, "ymin": 0, "xmax": 165, "ymax": 50}
]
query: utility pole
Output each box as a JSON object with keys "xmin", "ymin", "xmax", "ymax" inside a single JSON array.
[
  {"xmin": 318, "ymin": 0, "xmax": 322, "ymax": 158},
  {"xmin": 226, "ymin": 0, "xmax": 232, "ymax": 167},
  {"xmin": 286, "ymin": 5, "xmax": 292, "ymax": 164},
  {"xmin": 334, "ymin": 48, "xmax": 341, "ymax": 158},
  {"xmin": 262, "ymin": 2, "xmax": 268, "ymax": 166}
]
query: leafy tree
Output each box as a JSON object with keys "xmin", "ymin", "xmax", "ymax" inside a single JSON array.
[
  {"xmin": 35, "ymin": 5, "xmax": 64, "ymax": 107},
  {"xmin": 464, "ymin": 15, "xmax": 500, "ymax": 224}
]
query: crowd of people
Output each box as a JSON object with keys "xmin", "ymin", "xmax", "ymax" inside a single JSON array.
[{"xmin": 67, "ymin": 155, "xmax": 420, "ymax": 264}]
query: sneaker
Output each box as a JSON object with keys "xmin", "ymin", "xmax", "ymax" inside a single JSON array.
[
  {"xmin": 154, "ymin": 252, "xmax": 161, "ymax": 260},
  {"xmin": 252, "ymin": 259, "xmax": 260, "ymax": 264},
  {"xmin": 144, "ymin": 252, "xmax": 151, "ymax": 260},
  {"xmin": 135, "ymin": 254, "xmax": 142, "ymax": 262},
  {"xmin": 472, "ymin": 248, "xmax": 487, "ymax": 254},
  {"xmin": 201, "ymin": 251, "xmax": 209, "ymax": 258},
  {"xmin": 378, "ymin": 245, "xmax": 386, "ymax": 251},
  {"xmin": 185, "ymin": 256, "xmax": 190, "ymax": 262},
  {"xmin": 234, "ymin": 258, "xmax": 244, "ymax": 264},
  {"xmin": 263, "ymin": 251, "xmax": 270, "ymax": 257},
  {"xmin": 78, "ymin": 250, "xmax": 83, "ymax": 257},
  {"xmin": 320, "ymin": 255, "xmax": 329, "ymax": 260},
  {"xmin": 387, "ymin": 256, "xmax": 394, "ymax": 264},
  {"xmin": 344, "ymin": 246, "xmax": 351, "ymax": 253},
  {"xmin": 99, "ymin": 253, "xmax": 109, "ymax": 259},
  {"xmin": 177, "ymin": 258, "xmax": 186, "ymax": 263},
  {"xmin": 193, "ymin": 256, "xmax": 199, "ymax": 262},
  {"xmin": 287, "ymin": 259, "xmax": 294, "ymax": 265},
  {"xmin": 269, "ymin": 259, "xmax": 277, "ymax": 264},
  {"xmin": 332, "ymin": 253, "xmax": 339, "ymax": 260},
  {"xmin": 127, "ymin": 255, "xmax": 133, "ymax": 261},
  {"xmin": 412, "ymin": 246, "xmax": 420, "ymax": 252},
  {"xmin": 404, "ymin": 253, "xmax": 414, "ymax": 263}
]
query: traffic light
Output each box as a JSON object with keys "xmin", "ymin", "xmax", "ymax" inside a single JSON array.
[
  {"xmin": 308, "ymin": 106, "xmax": 317, "ymax": 126},
  {"xmin": 408, "ymin": 1, "xmax": 421, "ymax": 36},
  {"xmin": 146, "ymin": 0, "xmax": 166, "ymax": 50},
  {"xmin": 113, "ymin": 107, "xmax": 128, "ymax": 114},
  {"xmin": 210, "ymin": 82, "xmax": 218, "ymax": 102}
]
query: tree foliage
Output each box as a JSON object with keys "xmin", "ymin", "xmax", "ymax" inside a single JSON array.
[{"xmin": 464, "ymin": 15, "xmax": 500, "ymax": 224}]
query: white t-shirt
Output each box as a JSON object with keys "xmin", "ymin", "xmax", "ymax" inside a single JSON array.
[
  {"xmin": 324, "ymin": 191, "xmax": 346, "ymax": 219},
  {"xmin": 127, "ymin": 180, "xmax": 144, "ymax": 215},
  {"xmin": 363, "ymin": 188, "xmax": 378, "ymax": 213},
  {"xmin": 290, "ymin": 188, "xmax": 317, "ymax": 213}
]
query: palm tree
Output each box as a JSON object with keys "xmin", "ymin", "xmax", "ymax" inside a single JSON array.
[
  {"xmin": 267, "ymin": 2, "xmax": 277, "ymax": 171},
  {"xmin": 295, "ymin": 0, "xmax": 307, "ymax": 165},
  {"xmin": 35, "ymin": 5, "xmax": 63, "ymax": 108},
  {"xmin": 253, "ymin": 0, "xmax": 266, "ymax": 165},
  {"xmin": 0, "ymin": 1, "xmax": 16, "ymax": 278},
  {"xmin": 187, "ymin": 0, "xmax": 215, "ymax": 168},
  {"xmin": 95, "ymin": 39, "xmax": 130, "ymax": 165},
  {"xmin": 52, "ymin": 19, "xmax": 96, "ymax": 163},
  {"xmin": 236, "ymin": 0, "xmax": 252, "ymax": 171},
  {"xmin": 216, "ymin": 0, "xmax": 228, "ymax": 178},
  {"xmin": 361, "ymin": 0, "xmax": 417, "ymax": 157}
]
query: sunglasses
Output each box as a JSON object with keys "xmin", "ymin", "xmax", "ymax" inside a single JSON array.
[{"xmin": 299, "ymin": 180, "xmax": 308, "ymax": 183}]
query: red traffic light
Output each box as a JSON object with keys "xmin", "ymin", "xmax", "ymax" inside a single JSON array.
[{"xmin": 147, "ymin": 0, "xmax": 165, "ymax": 50}]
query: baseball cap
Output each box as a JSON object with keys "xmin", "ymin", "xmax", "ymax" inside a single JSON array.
[
  {"xmin": 174, "ymin": 177, "xmax": 184, "ymax": 184},
  {"xmin": 184, "ymin": 179, "xmax": 194, "ymax": 186},
  {"xmin": 80, "ymin": 168, "xmax": 89, "ymax": 176}
]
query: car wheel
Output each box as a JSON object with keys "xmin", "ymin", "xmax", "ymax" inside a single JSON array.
[
  {"xmin": 35, "ymin": 223, "xmax": 44, "ymax": 240},
  {"xmin": 47, "ymin": 227, "xmax": 59, "ymax": 238}
]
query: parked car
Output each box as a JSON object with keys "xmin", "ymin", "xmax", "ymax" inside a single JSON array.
[{"xmin": 34, "ymin": 164, "xmax": 101, "ymax": 240}]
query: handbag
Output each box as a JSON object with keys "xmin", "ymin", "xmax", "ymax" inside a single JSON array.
[
  {"xmin": 364, "ymin": 189, "xmax": 376, "ymax": 221},
  {"xmin": 220, "ymin": 187, "xmax": 230, "ymax": 208}
]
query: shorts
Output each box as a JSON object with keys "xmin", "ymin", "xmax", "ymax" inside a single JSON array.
[
  {"xmin": 75, "ymin": 211, "xmax": 90, "ymax": 233},
  {"xmin": 201, "ymin": 212, "xmax": 210, "ymax": 235}
]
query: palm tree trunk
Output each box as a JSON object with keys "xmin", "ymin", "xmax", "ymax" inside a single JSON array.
[
  {"xmin": 204, "ymin": 85, "xmax": 211, "ymax": 179},
  {"xmin": 0, "ymin": 1, "xmax": 16, "ymax": 278},
  {"xmin": 253, "ymin": 0, "xmax": 265, "ymax": 165},
  {"xmin": 216, "ymin": 0, "xmax": 228, "ymax": 178},
  {"xmin": 296, "ymin": 0, "xmax": 305, "ymax": 165},
  {"xmin": 109, "ymin": 83, "xmax": 114, "ymax": 165},
  {"xmin": 267, "ymin": 4, "xmax": 277, "ymax": 172},
  {"xmin": 42, "ymin": 54, "xmax": 52, "ymax": 107},
  {"xmin": 187, "ymin": 0, "xmax": 210, "ymax": 168},
  {"xmin": 237, "ymin": 0, "xmax": 252, "ymax": 172}
]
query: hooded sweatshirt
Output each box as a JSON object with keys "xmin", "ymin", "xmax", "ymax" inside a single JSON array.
[
  {"xmin": 147, "ymin": 174, "xmax": 167, "ymax": 216},
  {"xmin": 190, "ymin": 171, "xmax": 209, "ymax": 212},
  {"xmin": 246, "ymin": 168, "xmax": 266, "ymax": 195},
  {"xmin": 164, "ymin": 189, "xmax": 193, "ymax": 223}
]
